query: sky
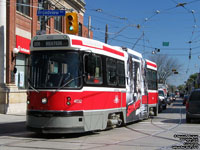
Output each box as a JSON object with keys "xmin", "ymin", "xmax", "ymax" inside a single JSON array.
[{"xmin": 83, "ymin": 0, "xmax": 200, "ymax": 86}]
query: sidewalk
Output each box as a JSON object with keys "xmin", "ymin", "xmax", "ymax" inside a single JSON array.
[{"xmin": 0, "ymin": 113, "xmax": 26, "ymax": 123}]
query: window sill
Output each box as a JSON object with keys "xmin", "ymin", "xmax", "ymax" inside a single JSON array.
[{"xmin": 16, "ymin": 11, "xmax": 32, "ymax": 20}]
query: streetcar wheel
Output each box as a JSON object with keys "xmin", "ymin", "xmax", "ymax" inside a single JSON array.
[{"xmin": 154, "ymin": 107, "xmax": 158, "ymax": 116}]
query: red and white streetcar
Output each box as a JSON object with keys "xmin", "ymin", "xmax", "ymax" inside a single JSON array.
[
  {"xmin": 145, "ymin": 59, "xmax": 158, "ymax": 116},
  {"xmin": 26, "ymin": 34, "xmax": 156, "ymax": 133}
]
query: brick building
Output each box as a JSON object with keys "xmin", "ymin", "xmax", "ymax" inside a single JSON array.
[{"xmin": 0, "ymin": 0, "xmax": 93, "ymax": 114}]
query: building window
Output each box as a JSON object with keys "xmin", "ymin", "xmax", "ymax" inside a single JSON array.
[
  {"xmin": 16, "ymin": 0, "xmax": 30, "ymax": 16},
  {"xmin": 78, "ymin": 23, "xmax": 82, "ymax": 36},
  {"xmin": 54, "ymin": 16, "xmax": 62, "ymax": 32}
]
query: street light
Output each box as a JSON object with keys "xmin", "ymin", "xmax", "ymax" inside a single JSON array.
[{"xmin": 152, "ymin": 48, "xmax": 160, "ymax": 54}]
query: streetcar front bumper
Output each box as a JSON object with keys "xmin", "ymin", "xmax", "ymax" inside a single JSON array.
[{"xmin": 26, "ymin": 110, "xmax": 85, "ymax": 134}]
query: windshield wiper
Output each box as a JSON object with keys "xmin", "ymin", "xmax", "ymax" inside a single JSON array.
[
  {"xmin": 54, "ymin": 75, "xmax": 84, "ymax": 92},
  {"xmin": 28, "ymin": 79, "xmax": 39, "ymax": 93}
]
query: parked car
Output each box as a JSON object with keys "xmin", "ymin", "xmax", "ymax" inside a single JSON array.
[
  {"xmin": 158, "ymin": 97, "xmax": 163, "ymax": 113},
  {"xmin": 183, "ymin": 95, "xmax": 189, "ymax": 105},
  {"xmin": 170, "ymin": 93, "xmax": 176, "ymax": 101},
  {"xmin": 167, "ymin": 93, "xmax": 175, "ymax": 104},
  {"xmin": 186, "ymin": 89, "xmax": 200, "ymax": 123},
  {"xmin": 158, "ymin": 89, "xmax": 167, "ymax": 110},
  {"xmin": 166, "ymin": 96, "xmax": 172, "ymax": 105}
]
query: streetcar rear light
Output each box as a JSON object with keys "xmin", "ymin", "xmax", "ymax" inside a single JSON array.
[
  {"xmin": 186, "ymin": 102, "xmax": 189, "ymax": 110},
  {"xmin": 41, "ymin": 98, "xmax": 48, "ymax": 104}
]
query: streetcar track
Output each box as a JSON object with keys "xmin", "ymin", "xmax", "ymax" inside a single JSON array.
[
  {"xmin": 1, "ymin": 99, "xmax": 197, "ymax": 150},
  {"xmin": 113, "ymin": 99, "xmax": 186, "ymax": 150}
]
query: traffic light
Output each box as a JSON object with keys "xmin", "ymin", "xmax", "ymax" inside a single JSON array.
[
  {"xmin": 66, "ymin": 12, "xmax": 79, "ymax": 34},
  {"xmin": 172, "ymin": 69, "xmax": 176, "ymax": 72}
]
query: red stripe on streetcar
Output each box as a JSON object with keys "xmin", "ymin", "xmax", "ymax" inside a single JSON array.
[
  {"xmin": 147, "ymin": 61, "xmax": 157, "ymax": 68},
  {"xmin": 103, "ymin": 46, "xmax": 124, "ymax": 57},
  {"xmin": 72, "ymin": 39, "xmax": 124, "ymax": 57},
  {"xmin": 72, "ymin": 39, "xmax": 83, "ymax": 45},
  {"xmin": 28, "ymin": 91, "xmax": 127, "ymax": 111}
]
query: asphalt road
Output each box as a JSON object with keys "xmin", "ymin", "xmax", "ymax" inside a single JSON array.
[{"xmin": 0, "ymin": 98, "xmax": 200, "ymax": 150}]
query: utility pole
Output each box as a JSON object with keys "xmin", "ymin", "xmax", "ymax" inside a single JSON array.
[
  {"xmin": 88, "ymin": 16, "xmax": 91, "ymax": 38},
  {"xmin": 105, "ymin": 24, "xmax": 108, "ymax": 44},
  {"xmin": 0, "ymin": 0, "xmax": 6, "ymax": 85}
]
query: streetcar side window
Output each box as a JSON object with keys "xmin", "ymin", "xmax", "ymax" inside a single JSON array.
[
  {"xmin": 84, "ymin": 54, "xmax": 103, "ymax": 84},
  {"xmin": 117, "ymin": 61, "xmax": 125, "ymax": 86},
  {"xmin": 106, "ymin": 58, "xmax": 117, "ymax": 86}
]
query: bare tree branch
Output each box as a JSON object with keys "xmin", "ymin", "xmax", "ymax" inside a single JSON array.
[{"xmin": 148, "ymin": 54, "xmax": 182, "ymax": 83}]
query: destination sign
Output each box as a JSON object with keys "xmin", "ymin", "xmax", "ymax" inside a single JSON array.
[{"xmin": 33, "ymin": 40, "xmax": 69, "ymax": 47}]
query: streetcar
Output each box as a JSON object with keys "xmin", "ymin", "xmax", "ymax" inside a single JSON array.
[
  {"xmin": 26, "ymin": 34, "xmax": 151, "ymax": 133},
  {"xmin": 145, "ymin": 59, "xmax": 158, "ymax": 116}
]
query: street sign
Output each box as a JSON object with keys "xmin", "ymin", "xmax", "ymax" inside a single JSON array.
[
  {"xmin": 162, "ymin": 42, "xmax": 169, "ymax": 46},
  {"xmin": 37, "ymin": 10, "xmax": 66, "ymax": 16}
]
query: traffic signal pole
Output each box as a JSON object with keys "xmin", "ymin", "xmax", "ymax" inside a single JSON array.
[
  {"xmin": 88, "ymin": 16, "xmax": 91, "ymax": 38},
  {"xmin": 40, "ymin": 0, "xmax": 48, "ymax": 33}
]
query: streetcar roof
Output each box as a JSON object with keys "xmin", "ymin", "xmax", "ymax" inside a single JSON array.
[
  {"xmin": 112, "ymin": 46, "xmax": 142, "ymax": 59},
  {"xmin": 30, "ymin": 34, "xmax": 125, "ymax": 59},
  {"xmin": 145, "ymin": 59, "xmax": 157, "ymax": 70}
]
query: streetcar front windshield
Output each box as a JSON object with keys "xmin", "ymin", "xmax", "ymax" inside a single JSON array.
[{"xmin": 29, "ymin": 50, "xmax": 82, "ymax": 89}]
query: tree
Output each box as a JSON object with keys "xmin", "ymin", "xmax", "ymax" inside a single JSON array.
[
  {"xmin": 177, "ymin": 84, "xmax": 185, "ymax": 92},
  {"xmin": 148, "ymin": 54, "xmax": 182, "ymax": 84},
  {"xmin": 185, "ymin": 73, "xmax": 199, "ymax": 92}
]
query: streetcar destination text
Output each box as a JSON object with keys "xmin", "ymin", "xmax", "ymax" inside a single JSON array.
[{"xmin": 33, "ymin": 40, "xmax": 69, "ymax": 47}]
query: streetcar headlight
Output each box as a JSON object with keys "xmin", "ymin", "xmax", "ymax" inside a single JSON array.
[
  {"xmin": 41, "ymin": 98, "xmax": 48, "ymax": 104},
  {"xmin": 27, "ymin": 100, "xmax": 30, "ymax": 105}
]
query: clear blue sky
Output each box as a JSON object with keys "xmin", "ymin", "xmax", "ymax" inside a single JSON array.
[{"xmin": 84, "ymin": 0, "xmax": 200, "ymax": 86}]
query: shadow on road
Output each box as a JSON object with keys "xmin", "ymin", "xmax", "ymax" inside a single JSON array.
[
  {"xmin": 0, "ymin": 121, "xmax": 27, "ymax": 136},
  {"xmin": 30, "ymin": 131, "xmax": 99, "ymax": 139},
  {"xmin": 0, "ymin": 120, "xmax": 99, "ymax": 139}
]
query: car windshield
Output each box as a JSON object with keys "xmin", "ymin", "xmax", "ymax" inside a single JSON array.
[
  {"xmin": 158, "ymin": 90, "xmax": 164, "ymax": 96},
  {"xmin": 29, "ymin": 50, "xmax": 82, "ymax": 89}
]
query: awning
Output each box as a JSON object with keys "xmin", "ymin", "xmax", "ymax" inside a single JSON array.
[{"xmin": 16, "ymin": 35, "xmax": 31, "ymax": 55}]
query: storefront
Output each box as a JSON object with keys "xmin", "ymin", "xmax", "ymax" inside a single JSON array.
[
  {"xmin": 0, "ymin": 34, "xmax": 31, "ymax": 114},
  {"xmin": 15, "ymin": 35, "xmax": 30, "ymax": 89},
  {"xmin": 0, "ymin": 0, "xmax": 89, "ymax": 114}
]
